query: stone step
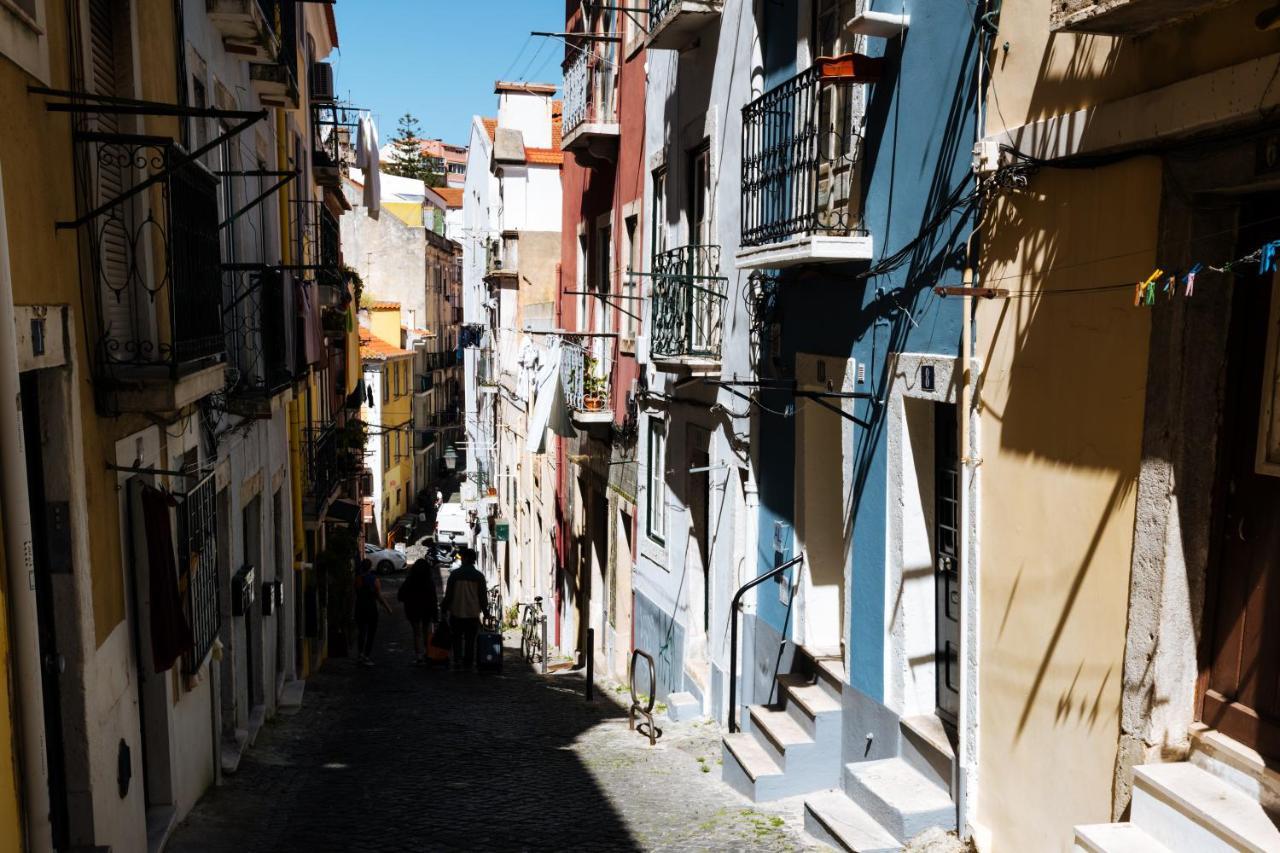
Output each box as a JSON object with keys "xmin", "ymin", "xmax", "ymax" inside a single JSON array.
[
  {"xmin": 749, "ymin": 704, "xmax": 816, "ymax": 770},
  {"xmin": 721, "ymin": 732, "xmax": 783, "ymax": 799},
  {"xmin": 1074, "ymin": 823, "xmax": 1172, "ymax": 853},
  {"xmin": 799, "ymin": 646, "xmax": 846, "ymax": 704},
  {"xmin": 777, "ymin": 672, "xmax": 843, "ymax": 740},
  {"xmin": 899, "ymin": 714, "xmax": 955, "ymax": 796},
  {"xmin": 278, "ymin": 679, "xmax": 306, "ymax": 715},
  {"xmin": 804, "ymin": 790, "xmax": 900, "ymax": 853},
  {"xmin": 844, "ymin": 758, "xmax": 954, "ymax": 843},
  {"xmin": 1131, "ymin": 762, "xmax": 1280, "ymax": 853}
]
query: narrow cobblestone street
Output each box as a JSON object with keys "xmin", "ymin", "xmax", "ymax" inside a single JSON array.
[{"xmin": 167, "ymin": 575, "xmax": 818, "ymax": 852}]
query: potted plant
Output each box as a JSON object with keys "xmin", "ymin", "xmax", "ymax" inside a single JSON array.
[{"xmin": 583, "ymin": 372, "xmax": 607, "ymax": 412}]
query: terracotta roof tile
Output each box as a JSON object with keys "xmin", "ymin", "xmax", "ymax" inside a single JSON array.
[
  {"xmin": 482, "ymin": 117, "xmax": 497, "ymax": 142},
  {"xmin": 359, "ymin": 332, "xmax": 414, "ymax": 361},
  {"xmin": 551, "ymin": 101, "xmax": 562, "ymax": 149},
  {"xmin": 526, "ymin": 147, "xmax": 563, "ymax": 165},
  {"xmin": 368, "ymin": 301, "xmax": 401, "ymax": 310},
  {"xmin": 434, "ymin": 186, "xmax": 464, "ymax": 208}
]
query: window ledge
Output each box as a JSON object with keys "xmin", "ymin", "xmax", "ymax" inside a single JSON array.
[{"xmin": 0, "ymin": 0, "xmax": 42, "ymax": 35}]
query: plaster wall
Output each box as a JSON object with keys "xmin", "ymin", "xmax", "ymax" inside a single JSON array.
[
  {"xmin": 497, "ymin": 90, "xmax": 554, "ymax": 148},
  {"xmin": 974, "ymin": 159, "xmax": 1158, "ymax": 851},
  {"xmin": 343, "ymin": 182, "xmax": 429, "ymax": 328}
]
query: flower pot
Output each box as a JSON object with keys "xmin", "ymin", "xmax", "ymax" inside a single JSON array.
[
  {"xmin": 584, "ymin": 395, "xmax": 604, "ymax": 412},
  {"xmin": 815, "ymin": 52, "xmax": 884, "ymax": 83}
]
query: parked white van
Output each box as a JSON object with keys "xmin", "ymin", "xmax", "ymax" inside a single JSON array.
[{"xmin": 435, "ymin": 502, "xmax": 470, "ymax": 546}]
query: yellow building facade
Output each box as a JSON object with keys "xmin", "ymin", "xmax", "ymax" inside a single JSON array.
[
  {"xmin": 974, "ymin": 1, "xmax": 1280, "ymax": 849},
  {"xmin": 362, "ymin": 303, "xmax": 416, "ymax": 545}
]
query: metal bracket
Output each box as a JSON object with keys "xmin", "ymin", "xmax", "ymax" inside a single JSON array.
[{"xmin": 220, "ymin": 170, "xmax": 299, "ymax": 231}]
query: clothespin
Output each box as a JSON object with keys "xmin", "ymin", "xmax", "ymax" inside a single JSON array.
[
  {"xmin": 1184, "ymin": 263, "xmax": 1202, "ymax": 297},
  {"xmin": 1136, "ymin": 269, "xmax": 1163, "ymax": 307},
  {"xmin": 1260, "ymin": 241, "xmax": 1280, "ymax": 275},
  {"xmin": 1164, "ymin": 273, "xmax": 1176, "ymax": 300}
]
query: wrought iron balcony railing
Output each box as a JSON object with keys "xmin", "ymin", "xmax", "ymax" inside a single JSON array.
[
  {"xmin": 224, "ymin": 267, "xmax": 294, "ymax": 413},
  {"xmin": 741, "ymin": 64, "xmax": 870, "ymax": 249},
  {"xmin": 562, "ymin": 48, "xmax": 618, "ymax": 149},
  {"xmin": 649, "ymin": 245, "xmax": 726, "ymax": 364},
  {"xmin": 476, "ymin": 349, "xmax": 498, "ymax": 387},
  {"xmin": 312, "ymin": 103, "xmax": 358, "ymax": 186},
  {"xmin": 83, "ymin": 138, "xmax": 225, "ymax": 378},
  {"xmin": 561, "ymin": 338, "xmax": 612, "ymax": 420},
  {"xmin": 305, "ymin": 425, "xmax": 359, "ymax": 505}
]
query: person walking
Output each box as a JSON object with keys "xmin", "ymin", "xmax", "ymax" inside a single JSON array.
[
  {"xmin": 354, "ymin": 558, "xmax": 393, "ymax": 666},
  {"xmin": 441, "ymin": 547, "xmax": 488, "ymax": 671},
  {"xmin": 399, "ymin": 558, "xmax": 440, "ymax": 664}
]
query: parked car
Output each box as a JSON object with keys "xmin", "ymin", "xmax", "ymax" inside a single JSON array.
[{"xmin": 364, "ymin": 543, "xmax": 407, "ymax": 574}]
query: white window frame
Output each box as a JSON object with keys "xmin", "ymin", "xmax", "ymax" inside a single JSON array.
[
  {"xmin": 621, "ymin": 204, "xmax": 642, "ymax": 349},
  {"xmin": 0, "ymin": 0, "xmax": 49, "ymax": 84},
  {"xmin": 647, "ymin": 418, "xmax": 667, "ymax": 544}
]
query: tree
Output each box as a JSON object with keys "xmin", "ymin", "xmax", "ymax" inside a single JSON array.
[{"xmin": 383, "ymin": 113, "xmax": 443, "ymax": 187}]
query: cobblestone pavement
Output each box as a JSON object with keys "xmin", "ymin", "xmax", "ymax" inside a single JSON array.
[{"xmin": 168, "ymin": 574, "xmax": 821, "ymax": 852}]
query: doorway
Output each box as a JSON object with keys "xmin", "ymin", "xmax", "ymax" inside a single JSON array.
[
  {"xmin": 1199, "ymin": 201, "xmax": 1280, "ymax": 759},
  {"xmin": 933, "ymin": 403, "xmax": 961, "ymax": 725},
  {"xmin": 19, "ymin": 371, "xmax": 70, "ymax": 849}
]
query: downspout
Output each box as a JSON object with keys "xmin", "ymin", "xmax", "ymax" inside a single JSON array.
[{"xmin": 0, "ymin": 165, "xmax": 54, "ymax": 852}]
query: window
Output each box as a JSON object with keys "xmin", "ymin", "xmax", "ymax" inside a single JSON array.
[
  {"xmin": 647, "ymin": 418, "xmax": 667, "ymax": 543},
  {"xmin": 595, "ymin": 222, "xmax": 612, "ymax": 334},
  {"xmin": 623, "ymin": 213, "xmax": 641, "ymax": 343},
  {"xmin": 383, "ymin": 368, "xmax": 389, "ymax": 403},
  {"xmin": 689, "ymin": 143, "xmax": 712, "ymax": 256},
  {"xmin": 382, "ymin": 434, "xmax": 390, "ymax": 472},
  {"xmin": 652, "ymin": 168, "xmax": 668, "ymax": 261},
  {"xmin": 577, "ymin": 232, "xmax": 588, "ymax": 332}
]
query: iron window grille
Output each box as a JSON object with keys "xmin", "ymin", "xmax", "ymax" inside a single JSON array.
[
  {"xmin": 178, "ymin": 472, "xmax": 219, "ymax": 675},
  {"xmin": 648, "ymin": 244, "xmax": 726, "ymax": 362},
  {"xmin": 80, "ymin": 137, "xmax": 226, "ymax": 375},
  {"xmin": 741, "ymin": 65, "xmax": 868, "ymax": 248},
  {"xmin": 224, "ymin": 266, "xmax": 294, "ymax": 404}
]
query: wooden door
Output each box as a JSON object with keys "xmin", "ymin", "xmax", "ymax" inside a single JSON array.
[{"xmin": 1201, "ymin": 233, "xmax": 1280, "ymax": 760}]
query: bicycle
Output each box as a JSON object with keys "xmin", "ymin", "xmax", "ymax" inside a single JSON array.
[{"xmin": 520, "ymin": 597, "xmax": 545, "ymax": 665}]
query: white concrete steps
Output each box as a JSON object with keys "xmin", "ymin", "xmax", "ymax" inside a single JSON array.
[
  {"xmin": 778, "ymin": 672, "xmax": 842, "ymax": 739},
  {"xmin": 1074, "ymin": 823, "xmax": 1171, "ymax": 853},
  {"xmin": 805, "ymin": 790, "xmax": 901, "ymax": 853},
  {"xmin": 899, "ymin": 714, "xmax": 955, "ymax": 796},
  {"xmin": 749, "ymin": 705, "xmax": 818, "ymax": 771},
  {"xmin": 843, "ymin": 758, "xmax": 955, "ymax": 842},
  {"xmin": 1131, "ymin": 762, "xmax": 1280, "ymax": 853},
  {"xmin": 721, "ymin": 732, "xmax": 790, "ymax": 801}
]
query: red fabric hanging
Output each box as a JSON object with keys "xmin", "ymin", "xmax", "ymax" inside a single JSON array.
[{"xmin": 141, "ymin": 486, "xmax": 193, "ymax": 673}]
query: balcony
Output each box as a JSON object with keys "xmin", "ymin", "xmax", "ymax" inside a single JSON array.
[
  {"xmin": 737, "ymin": 59, "xmax": 880, "ymax": 269},
  {"xmin": 207, "ymin": 0, "xmax": 279, "ymax": 62},
  {"xmin": 476, "ymin": 349, "xmax": 498, "ymax": 390},
  {"xmin": 304, "ymin": 424, "xmax": 360, "ymax": 515},
  {"xmin": 84, "ymin": 139, "xmax": 226, "ymax": 413},
  {"xmin": 561, "ymin": 339, "xmax": 613, "ymax": 426},
  {"xmin": 250, "ymin": 60, "xmax": 299, "ymax": 109},
  {"xmin": 415, "ymin": 373, "xmax": 434, "ymax": 395},
  {"xmin": 312, "ymin": 103, "xmax": 358, "ymax": 187},
  {"xmin": 561, "ymin": 48, "xmax": 619, "ymax": 159},
  {"xmin": 484, "ymin": 233, "xmax": 518, "ymax": 284},
  {"xmin": 1051, "ymin": 0, "xmax": 1223, "ymax": 34},
  {"xmin": 647, "ymin": 0, "xmax": 722, "ymax": 51},
  {"xmin": 224, "ymin": 267, "xmax": 295, "ymax": 417},
  {"xmin": 649, "ymin": 245, "xmax": 726, "ymax": 372},
  {"xmin": 414, "ymin": 428, "xmax": 436, "ymax": 454}
]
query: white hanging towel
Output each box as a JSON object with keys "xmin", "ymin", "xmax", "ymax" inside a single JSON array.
[
  {"xmin": 528, "ymin": 341, "xmax": 572, "ymax": 453},
  {"xmin": 357, "ymin": 115, "xmax": 381, "ymax": 220}
]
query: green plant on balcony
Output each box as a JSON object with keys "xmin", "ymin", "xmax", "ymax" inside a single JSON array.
[{"xmin": 583, "ymin": 366, "xmax": 608, "ymax": 412}]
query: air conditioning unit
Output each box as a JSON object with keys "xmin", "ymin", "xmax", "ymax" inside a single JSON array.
[{"xmin": 310, "ymin": 61, "xmax": 335, "ymax": 103}]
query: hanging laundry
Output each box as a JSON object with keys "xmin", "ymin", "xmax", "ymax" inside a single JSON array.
[{"xmin": 141, "ymin": 485, "xmax": 193, "ymax": 674}]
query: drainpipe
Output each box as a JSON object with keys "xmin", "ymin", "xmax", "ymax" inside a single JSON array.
[{"xmin": 0, "ymin": 165, "xmax": 54, "ymax": 852}]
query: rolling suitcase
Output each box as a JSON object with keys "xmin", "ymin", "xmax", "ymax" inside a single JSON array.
[{"xmin": 476, "ymin": 616, "xmax": 503, "ymax": 672}]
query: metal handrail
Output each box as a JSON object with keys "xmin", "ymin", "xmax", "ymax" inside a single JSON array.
[{"xmin": 728, "ymin": 554, "xmax": 803, "ymax": 734}]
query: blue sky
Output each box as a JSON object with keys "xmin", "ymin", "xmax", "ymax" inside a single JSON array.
[{"xmin": 331, "ymin": 1, "xmax": 563, "ymax": 147}]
